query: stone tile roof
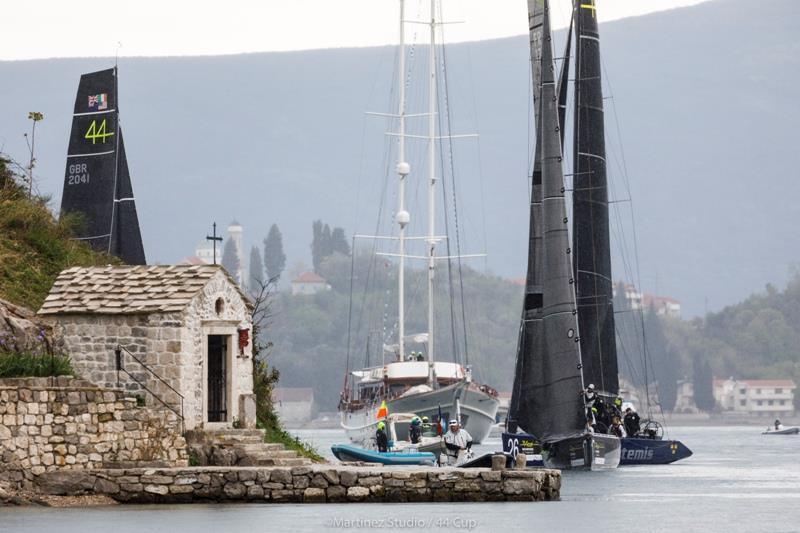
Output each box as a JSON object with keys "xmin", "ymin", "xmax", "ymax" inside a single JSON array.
[{"xmin": 38, "ymin": 265, "xmax": 251, "ymax": 315}]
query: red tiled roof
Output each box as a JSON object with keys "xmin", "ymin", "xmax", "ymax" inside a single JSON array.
[
  {"xmin": 292, "ymin": 272, "xmax": 327, "ymax": 284},
  {"xmin": 739, "ymin": 379, "xmax": 796, "ymax": 388},
  {"xmin": 508, "ymin": 278, "xmax": 526, "ymax": 286},
  {"xmin": 713, "ymin": 378, "xmax": 796, "ymax": 389}
]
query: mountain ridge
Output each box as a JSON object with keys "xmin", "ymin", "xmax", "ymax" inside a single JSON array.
[{"xmin": 0, "ymin": 0, "xmax": 796, "ymax": 317}]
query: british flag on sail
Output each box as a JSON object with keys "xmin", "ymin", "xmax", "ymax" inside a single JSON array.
[{"xmin": 87, "ymin": 93, "xmax": 108, "ymax": 111}]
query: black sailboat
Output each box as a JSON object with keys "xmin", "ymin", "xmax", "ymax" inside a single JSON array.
[
  {"xmin": 61, "ymin": 67, "xmax": 146, "ymax": 265},
  {"xmin": 503, "ymin": 0, "xmax": 691, "ymax": 468},
  {"xmin": 503, "ymin": 0, "xmax": 620, "ymax": 471}
]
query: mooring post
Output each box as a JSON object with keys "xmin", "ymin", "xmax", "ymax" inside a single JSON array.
[{"xmin": 491, "ymin": 453, "xmax": 507, "ymax": 471}]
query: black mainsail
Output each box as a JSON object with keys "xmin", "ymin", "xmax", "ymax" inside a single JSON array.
[
  {"xmin": 508, "ymin": 0, "xmax": 545, "ymax": 436},
  {"xmin": 510, "ymin": 0, "xmax": 586, "ymax": 443},
  {"xmin": 572, "ymin": 0, "xmax": 618, "ymax": 395},
  {"xmin": 61, "ymin": 68, "xmax": 145, "ymax": 265}
]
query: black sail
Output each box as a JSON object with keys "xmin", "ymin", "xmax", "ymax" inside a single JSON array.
[
  {"xmin": 509, "ymin": 0, "xmax": 546, "ymax": 432},
  {"xmin": 557, "ymin": 16, "xmax": 573, "ymax": 148},
  {"xmin": 512, "ymin": 0, "xmax": 586, "ymax": 442},
  {"xmin": 60, "ymin": 68, "xmax": 145, "ymax": 265},
  {"xmin": 108, "ymin": 133, "xmax": 146, "ymax": 265},
  {"xmin": 572, "ymin": 0, "xmax": 618, "ymax": 395}
]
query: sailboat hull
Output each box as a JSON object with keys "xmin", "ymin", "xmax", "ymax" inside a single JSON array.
[
  {"xmin": 342, "ymin": 381, "xmax": 499, "ymax": 445},
  {"xmin": 620, "ymin": 437, "xmax": 692, "ymax": 465},
  {"xmin": 502, "ymin": 431, "xmax": 620, "ymax": 470}
]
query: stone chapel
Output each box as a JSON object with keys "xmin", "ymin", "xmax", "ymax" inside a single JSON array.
[{"xmin": 38, "ymin": 264, "xmax": 256, "ymax": 430}]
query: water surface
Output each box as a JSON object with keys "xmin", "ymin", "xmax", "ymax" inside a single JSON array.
[{"xmin": 2, "ymin": 426, "xmax": 799, "ymax": 532}]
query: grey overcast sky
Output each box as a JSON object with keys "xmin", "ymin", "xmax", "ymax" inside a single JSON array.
[{"xmin": 3, "ymin": 0, "xmax": 711, "ymax": 60}]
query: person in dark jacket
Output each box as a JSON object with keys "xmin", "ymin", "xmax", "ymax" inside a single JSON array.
[
  {"xmin": 623, "ymin": 407, "xmax": 640, "ymax": 437},
  {"xmin": 376, "ymin": 421, "xmax": 389, "ymax": 452},
  {"xmin": 409, "ymin": 416, "xmax": 422, "ymax": 444}
]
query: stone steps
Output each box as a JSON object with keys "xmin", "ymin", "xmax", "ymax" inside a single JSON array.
[
  {"xmin": 232, "ymin": 442, "xmax": 286, "ymax": 453},
  {"xmin": 185, "ymin": 428, "xmax": 313, "ymax": 467}
]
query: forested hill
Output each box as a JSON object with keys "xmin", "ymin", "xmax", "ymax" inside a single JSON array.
[
  {"xmin": 266, "ymin": 250, "xmax": 800, "ymax": 413},
  {"xmin": 1, "ymin": 0, "xmax": 799, "ymax": 318},
  {"xmin": 668, "ymin": 273, "xmax": 800, "ymax": 397},
  {"xmin": 266, "ymin": 252, "xmax": 521, "ymax": 411}
]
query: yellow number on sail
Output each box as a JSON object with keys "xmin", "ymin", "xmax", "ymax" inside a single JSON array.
[{"xmin": 84, "ymin": 119, "xmax": 115, "ymax": 145}]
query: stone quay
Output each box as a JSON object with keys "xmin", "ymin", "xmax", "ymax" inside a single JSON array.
[{"xmin": 34, "ymin": 465, "xmax": 561, "ymax": 503}]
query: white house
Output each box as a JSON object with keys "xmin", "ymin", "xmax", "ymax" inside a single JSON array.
[
  {"xmin": 272, "ymin": 387, "xmax": 314, "ymax": 425},
  {"xmin": 290, "ymin": 272, "xmax": 331, "ymax": 295},
  {"xmin": 39, "ymin": 265, "xmax": 256, "ymax": 430},
  {"xmin": 713, "ymin": 378, "xmax": 796, "ymax": 416}
]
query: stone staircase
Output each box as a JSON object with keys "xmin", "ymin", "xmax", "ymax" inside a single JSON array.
[{"xmin": 185, "ymin": 428, "xmax": 313, "ymax": 467}]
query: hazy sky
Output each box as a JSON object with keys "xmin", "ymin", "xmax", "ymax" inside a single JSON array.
[{"xmin": 3, "ymin": 0, "xmax": 711, "ymax": 60}]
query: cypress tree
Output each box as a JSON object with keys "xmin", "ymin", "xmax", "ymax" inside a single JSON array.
[
  {"xmin": 264, "ymin": 224, "xmax": 286, "ymax": 280},
  {"xmin": 249, "ymin": 246, "xmax": 265, "ymax": 291}
]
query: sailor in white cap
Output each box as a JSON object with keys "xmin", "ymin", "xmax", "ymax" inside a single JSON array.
[
  {"xmin": 583, "ymin": 384, "xmax": 598, "ymax": 422},
  {"xmin": 443, "ymin": 419, "xmax": 473, "ymax": 466}
]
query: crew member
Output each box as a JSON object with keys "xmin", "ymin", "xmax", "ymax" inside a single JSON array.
[
  {"xmin": 443, "ymin": 420, "xmax": 473, "ymax": 466},
  {"xmin": 775, "ymin": 419, "xmax": 784, "ymax": 431},
  {"xmin": 583, "ymin": 384, "xmax": 597, "ymax": 422},
  {"xmin": 623, "ymin": 407, "xmax": 640, "ymax": 437},
  {"xmin": 610, "ymin": 416, "xmax": 626, "ymax": 438},
  {"xmin": 594, "ymin": 397, "xmax": 610, "ymax": 432},
  {"xmin": 409, "ymin": 416, "xmax": 422, "ymax": 444},
  {"xmin": 611, "ymin": 397, "xmax": 623, "ymax": 419},
  {"xmin": 376, "ymin": 421, "xmax": 389, "ymax": 452}
]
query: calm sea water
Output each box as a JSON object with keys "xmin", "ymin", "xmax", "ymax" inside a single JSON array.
[{"xmin": 3, "ymin": 426, "xmax": 799, "ymax": 533}]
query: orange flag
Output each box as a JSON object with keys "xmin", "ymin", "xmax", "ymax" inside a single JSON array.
[{"xmin": 376, "ymin": 400, "xmax": 388, "ymax": 419}]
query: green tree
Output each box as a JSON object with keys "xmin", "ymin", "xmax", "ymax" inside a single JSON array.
[
  {"xmin": 311, "ymin": 220, "xmax": 324, "ymax": 273},
  {"xmin": 693, "ymin": 355, "xmax": 715, "ymax": 411},
  {"xmin": 331, "ymin": 227, "xmax": 350, "ymax": 256},
  {"xmin": 248, "ymin": 246, "xmax": 264, "ymax": 294},
  {"xmin": 221, "ymin": 238, "xmax": 239, "ymax": 283},
  {"xmin": 263, "ymin": 224, "xmax": 286, "ymax": 280}
]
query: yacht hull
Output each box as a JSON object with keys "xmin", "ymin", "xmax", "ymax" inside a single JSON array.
[
  {"xmin": 502, "ymin": 431, "xmax": 620, "ymax": 470},
  {"xmin": 342, "ymin": 381, "xmax": 499, "ymax": 445}
]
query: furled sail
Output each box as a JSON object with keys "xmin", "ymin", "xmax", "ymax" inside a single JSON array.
[
  {"xmin": 60, "ymin": 68, "xmax": 145, "ymax": 265},
  {"xmin": 572, "ymin": 0, "xmax": 618, "ymax": 395},
  {"xmin": 510, "ymin": 0, "xmax": 586, "ymax": 443}
]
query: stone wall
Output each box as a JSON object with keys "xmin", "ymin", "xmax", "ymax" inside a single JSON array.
[
  {"xmin": 53, "ymin": 313, "xmax": 185, "ymax": 409},
  {"xmin": 34, "ymin": 465, "xmax": 561, "ymax": 503},
  {"xmin": 0, "ymin": 377, "xmax": 187, "ymax": 489}
]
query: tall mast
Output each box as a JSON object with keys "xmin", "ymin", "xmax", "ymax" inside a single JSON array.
[
  {"xmin": 396, "ymin": 0, "xmax": 410, "ymax": 361},
  {"xmin": 426, "ymin": 0, "xmax": 438, "ymax": 367}
]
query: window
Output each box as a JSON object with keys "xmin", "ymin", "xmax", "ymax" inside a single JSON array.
[
  {"xmin": 776, "ymin": 388, "xmax": 783, "ymax": 394},
  {"xmin": 768, "ymin": 400, "xmax": 774, "ymax": 406},
  {"xmin": 740, "ymin": 400, "xmax": 746, "ymax": 406},
  {"xmin": 780, "ymin": 400, "xmax": 786, "ymax": 406},
  {"xmin": 739, "ymin": 388, "xmax": 747, "ymax": 395},
  {"xmin": 757, "ymin": 400, "xmax": 763, "ymax": 406},
  {"xmin": 756, "ymin": 388, "xmax": 762, "ymax": 394}
]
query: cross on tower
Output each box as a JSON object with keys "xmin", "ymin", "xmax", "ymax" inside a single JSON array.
[{"xmin": 206, "ymin": 222, "xmax": 223, "ymax": 265}]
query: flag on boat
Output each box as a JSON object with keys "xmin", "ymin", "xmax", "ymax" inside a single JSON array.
[
  {"xmin": 88, "ymin": 93, "xmax": 108, "ymax": 110},
  {"xmin": 376, "ymin": 400, "xmax": 388, "ymax": 419}
]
